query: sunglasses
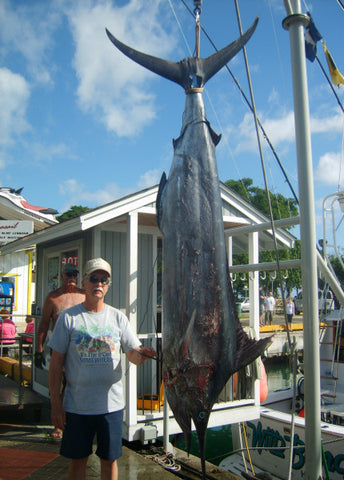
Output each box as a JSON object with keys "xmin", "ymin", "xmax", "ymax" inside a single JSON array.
[
  {"xmin": 89, "ymin": 274, "xmax": 110, "ymax": 285},
  {"xmin": 65, "ymin": 271, "xmax": 78, "ymax": 277}
]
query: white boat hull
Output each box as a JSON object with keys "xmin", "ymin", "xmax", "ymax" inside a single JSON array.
[{"xmin": 222, "ymin": 389, "xmax": 344, "ymax": 480}]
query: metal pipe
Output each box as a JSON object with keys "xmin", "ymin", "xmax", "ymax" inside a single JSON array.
[{"xmin": 282, "ymin": 2, "xmax": 322, "ymax": 478}]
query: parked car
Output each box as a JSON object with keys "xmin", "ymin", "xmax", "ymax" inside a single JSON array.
[
  {"xmin": 240, "ymin": 297, "xmax": 250, "ymax": 312},
  {"xmin": 293, "ymin": 289, "xmax": 334, "ymax": 315}
]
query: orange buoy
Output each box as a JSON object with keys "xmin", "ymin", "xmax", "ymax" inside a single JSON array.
[{"xmin": 260, "ymin": 362, "xmax": 268, "ymax": 402}]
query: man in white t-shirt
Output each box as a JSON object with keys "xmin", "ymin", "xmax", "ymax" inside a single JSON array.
[
  {"xmin": 48, "ymin": 258, "xmax": 156, "ymax": 480},
  {"xmin": 264, "ymin": 291, "xmax": 276, "ymax": 326}
]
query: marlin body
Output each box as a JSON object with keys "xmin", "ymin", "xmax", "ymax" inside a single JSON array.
[{"xmin": 106, "ymin": 18, "xmax": 271, "ymax": 476}]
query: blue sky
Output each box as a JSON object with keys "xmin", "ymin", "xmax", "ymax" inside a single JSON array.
[{"xmin": 1, "ymin": 0, "xmax": 344, "ymax": 249}]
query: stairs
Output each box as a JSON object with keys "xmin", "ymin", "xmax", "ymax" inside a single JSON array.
[{"xmin": 319, "ymin": 311, "xmax": 343, "ymax": 402}]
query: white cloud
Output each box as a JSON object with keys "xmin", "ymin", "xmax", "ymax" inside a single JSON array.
[
  {"xmin": 228, "ymin": 107, "xmax": 344, "ymax": 155},
  {"xmin": 0, "ymin": 68, "xmax": 31, "ymax": 146},
  {"xmin": 59, "ymin": 178, "xmax": 122, "ymax": 210},
  {"xmin": 310, "ymin": 112, "xmax": 343, "ymax": 135},
  {"xmin": 314, "ymin": 152, "xmax": 344, "ymax": 186},
  {"xmin": 65, "ymin": 0, "xmax": 178, "ymax": 137},
  {"xmin": 137, "ymin": 169, "xmax": 161, "ymax": 189},
  {"xmin": 58, "ymin": 170, "xmax": 161, "ymax": 212},
  {"xmin": 29, "ymin": 142, "xmax": 79, "ymax": 166},
  {"xmin": 232, "ymin": 110, "xmax": 295, "ymax": 153},
  {"xmin": 0, "ymin": 0, "xmax": 61, "ymax": 86}
]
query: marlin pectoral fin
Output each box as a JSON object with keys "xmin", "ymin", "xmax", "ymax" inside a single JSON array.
[
  {"xmin": 156, "ymin": 172, "xmax": 167, "ymax": 229},
  {"xmin": 178, "ymin": 309, "xmax": 196, "ymax": 359}
]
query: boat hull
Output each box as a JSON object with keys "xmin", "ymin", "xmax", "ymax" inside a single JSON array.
[{"xmin": 224, "ymin": 397, "xmax": 344, "ymax": 479}]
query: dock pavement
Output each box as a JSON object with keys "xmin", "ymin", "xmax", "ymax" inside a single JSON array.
[{"xmin": 0, "ymin": 391, "xmax": 241, "ymax": 480}]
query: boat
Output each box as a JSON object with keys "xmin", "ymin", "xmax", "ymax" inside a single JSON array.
[
  {"xmin": 217, "ymin": 0, "xmax": 344, "ymax": 477},
  {"xmin": 0, "ymin": 187, "xmax": 58, "ymax": 229},
  {"xmin": 221, "ymin": 309, "xmax": 344, "ymax": 479}
]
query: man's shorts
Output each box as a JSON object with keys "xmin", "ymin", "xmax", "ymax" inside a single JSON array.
[{"xmin": 60, "ymin": 409, "xmax": 123, "ymax": 461}]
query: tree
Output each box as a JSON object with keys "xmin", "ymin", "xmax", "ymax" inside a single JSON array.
[
  {"xmin": 225, "ymin": 178, "xmax": 299, "ymax": 224},
  {"xmin": 226, "ymin": 178, "xmax": 300, "ymax": 298},
  {"xmin": 56, "ymin": 205, "xmax": 90, "ymax": 223}
]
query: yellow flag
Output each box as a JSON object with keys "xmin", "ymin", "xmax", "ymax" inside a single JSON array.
[{"xmin": 323, "ymin": 42, "xmax": 344, "ymax": 87}]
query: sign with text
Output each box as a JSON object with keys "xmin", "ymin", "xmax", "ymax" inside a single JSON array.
[{"xmin": 0, "ymin": 220, "xmax": 33, "ymax": 245}]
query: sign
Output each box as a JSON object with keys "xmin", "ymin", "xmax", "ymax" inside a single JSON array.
[{"xmin": 0, "ymin": 220, "xmax": 33, "ymax": 245}]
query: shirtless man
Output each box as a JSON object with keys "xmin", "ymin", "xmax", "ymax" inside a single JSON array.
[
  {"xmin": 35, "ymin": 264, "xmax": 85, "ymax": 438},
  {"xmin": 35, "ymin": 264, "xmax": 85, "ymax": 368}
]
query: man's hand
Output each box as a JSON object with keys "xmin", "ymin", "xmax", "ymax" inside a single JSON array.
[
  {"xmin": 34, "ymin": 351, "xmax": 46, "ymax": 368},
  {"xmin": 51, "ymin": 395, "xmax": 66, "ymax": 431},
  {"xmin": 126, "ymin": 346, "xmax": 157, "ymax": 365}
]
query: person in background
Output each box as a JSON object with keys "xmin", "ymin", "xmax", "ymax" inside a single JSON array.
[
  {"xmin": 24, "ymin": 315, "xmax": 35, "ymax": 342},
  {"xmin": 35, "ymin": 264, "xmax": 85, "ymax": 368},
  {"xmin": 0, "ymin": 309, "xmax": 16, "ymax": 355},
  {"xmin": 285, "ymin": 296, "xmax": 295, "ymax": 331},
  {"xmin": 259, "ymin": 286, "xmax": 266, "ymax": 326},
  {"xmin": 49, "ymin": 258, "xmax": 157, "ymax": 480},
  {"xmin": 265, "ymin": 291, "xmax": 276, "ymax": 326},
  {"xmin": 35, "ymin": 263, "xmax": 85, "ymax": 439}
]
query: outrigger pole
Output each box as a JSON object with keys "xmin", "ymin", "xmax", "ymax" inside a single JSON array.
[{"xmin": 282, "ymin": 1, "xmax": 322, "ymax": 479}]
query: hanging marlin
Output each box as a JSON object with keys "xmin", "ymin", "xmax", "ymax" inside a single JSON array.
[{"xmin": 107, "ymin": 15, "xmax": 271, "ymax": 478}]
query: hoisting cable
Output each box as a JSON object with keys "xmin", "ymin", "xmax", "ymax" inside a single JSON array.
[
  {"xmin": 234, "ymin": 4, "xmax": 295, "ymax": 478},
  {"xmin": 180, "ymin": 0, "xmax": 299, "ymax": 206},
  {"xmin": 233, "ymin": 0, "xmax": 292, "ymax": 349},
  {"xmin": 336, "ymin": 0, "xmax": 344, "ymax": 11}
]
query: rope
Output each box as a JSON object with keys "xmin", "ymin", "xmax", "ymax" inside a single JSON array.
[
  {"xmin": 322, "ymin": 440, "xmax": 331, "ymax": 480},
  {"xmin": 241, "ymin": 422, "xmax": 255, "ymax": 477},
  {"xmin": 145, "ymin": 452, "xmax": 181, "ymax": 471}
]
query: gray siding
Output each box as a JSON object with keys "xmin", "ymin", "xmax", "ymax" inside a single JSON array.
[
  {"xmin": 101, "ymin": 231, "xmax": 154, "ymax": 335},
  {"xmin": 101, "ymin": 231, "xmax": 127, "ymax": 312}
]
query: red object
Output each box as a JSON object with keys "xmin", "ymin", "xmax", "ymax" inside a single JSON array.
[
  {"xmin": 260, "ymin": 362, "xmax": 269, "ymax": 402},
  {"xmin": 299, "ymin": 407, "xmax": 305, "ymax": 417},
  {"xmin": 0, "ymin": 317, "xmax": 16, "ymax": 343},
  {"xmin": 24, "ymin": 321, "xmax": 34, "ymax": 343}
]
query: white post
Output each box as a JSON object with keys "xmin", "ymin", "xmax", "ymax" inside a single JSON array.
[
  {"xmin": 126, "ymin": 211, "xmax": 138, "ymax": 428},
  {"xmin": 248, "ymin": 231, "xmax": 259, "ymax": 329},
  {"xmin": 248, "ymin": 231, "xmax": 260, "ymax": 406},
  {"xmin": 282, "ymin": 2, "xmax": 322, "ymax": 478}
]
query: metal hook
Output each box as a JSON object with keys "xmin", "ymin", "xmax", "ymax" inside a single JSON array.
[
  {"xmin": 230, "ymin": 273, "xmax": 237, "ymax": 282},
  {"xmin": 194, "ymin": 1, "xmax": 201, "ymax": 58},
  {"xmin": 270, "ymin": 271, "xmax": 277, "ymax": 280},
  {"xmin": 260, "ymin": 271, "xmax": 266, "ymax": 280},
  {"xmin": 193, "ymin": 0, "xmax": 202, "ymax": 15}
]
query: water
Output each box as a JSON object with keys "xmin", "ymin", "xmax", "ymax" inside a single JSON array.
[
  {"xmin": 265, "ymin": 357, "xmax": 293, "ymax": 391},
  {"xmin": 172, "ymin": 424, "xmax": 233, "ymax": 466},
  {"xmin": 173, "ymin": 359, "xmax": 292, "ymax": 466}
]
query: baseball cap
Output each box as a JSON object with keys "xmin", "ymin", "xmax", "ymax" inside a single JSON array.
[
  {"xmin": 84, "ymin": 258, "xmax": 111, "ymax": 277},
  {"xmin": 62, "ymin": 264, "xmax": 79, "ymax": 274}
]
